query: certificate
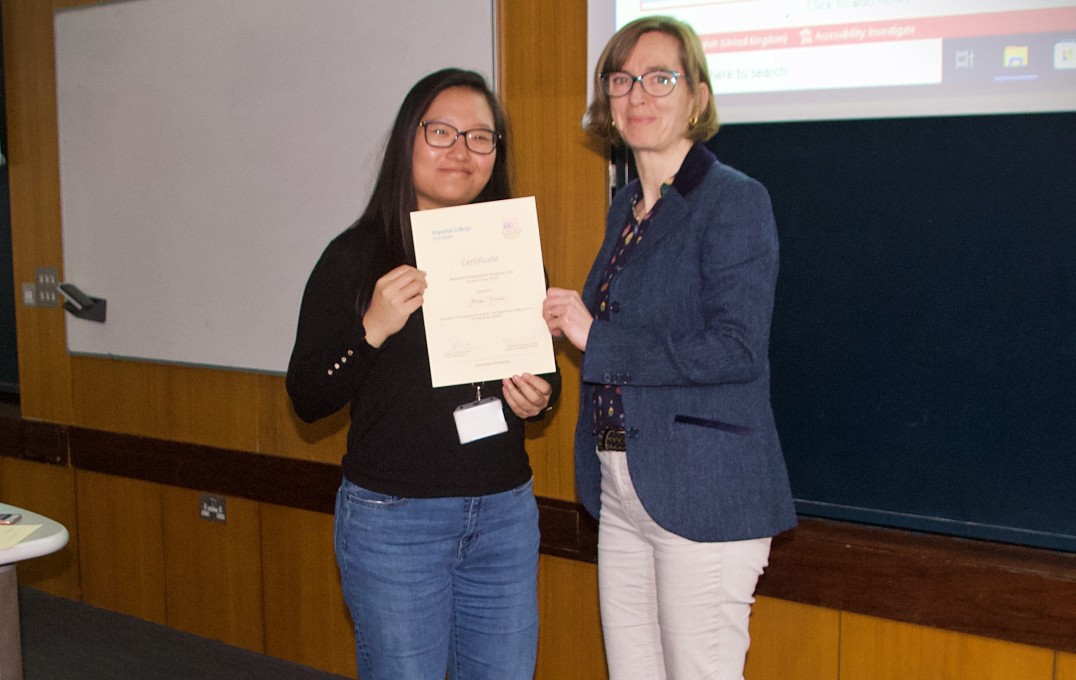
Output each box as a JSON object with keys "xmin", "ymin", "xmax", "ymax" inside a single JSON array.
[{"xmin": 411, "ymin": 196, "xmax": 555, "ymax": 388}]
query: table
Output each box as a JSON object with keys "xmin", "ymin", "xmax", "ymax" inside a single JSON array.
[{"xmin": 0, "ymin": 503, "xmax": 69, "ymax": 680}]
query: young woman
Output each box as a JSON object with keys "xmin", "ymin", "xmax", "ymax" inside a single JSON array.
[
  {"xmin": 287, "ymin": 68, "xmax": 559, "ymax": 680},
  {"xmin": 544, "ymin": 17, "xmax": 796, "ymax": 680}
]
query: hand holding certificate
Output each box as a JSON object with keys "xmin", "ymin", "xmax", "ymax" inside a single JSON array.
[{"xmin": 411, "ymin": 196, "xmax": 555, "ymax": 388}]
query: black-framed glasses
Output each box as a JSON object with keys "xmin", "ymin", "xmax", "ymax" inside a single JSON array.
[
  {"xmin": 420, "ymin": 120, "xmax": 500, "ymax": 154},
  {"xmin": 601, "ymin": 69, "xmax": 682, "ymax": 98}
]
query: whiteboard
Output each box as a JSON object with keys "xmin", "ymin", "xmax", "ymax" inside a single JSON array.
[{"xmin": 54, "ymin": 0, "xmax": 496, "ymax": 373}]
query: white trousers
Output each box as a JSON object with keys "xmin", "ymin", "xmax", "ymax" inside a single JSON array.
[{"xmin": 597, "ymin": 449, "xmax": 772, "ymax": 680}]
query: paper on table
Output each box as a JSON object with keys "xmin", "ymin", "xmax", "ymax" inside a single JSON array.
[
  {"xmin": 0, "ymin": 524, "xmax": 41, "ymax": 550},
  {"xmin": 411, "ymin": 196, "xmax": 555, "ymax": 388}
]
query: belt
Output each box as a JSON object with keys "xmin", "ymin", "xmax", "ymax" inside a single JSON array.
[{"xmin": 597, "ymin": 428, "xmax": 626, "ymax": 452}]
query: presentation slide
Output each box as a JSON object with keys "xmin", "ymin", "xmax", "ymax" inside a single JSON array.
[{"xmin": 590, "ymin": 0, "xmax": 1076, "ymax": 122}]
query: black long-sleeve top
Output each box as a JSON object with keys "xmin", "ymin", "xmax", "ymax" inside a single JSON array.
[{"xmin": 286, "ymin": 225, "xmax": 561, "ymax": 497}]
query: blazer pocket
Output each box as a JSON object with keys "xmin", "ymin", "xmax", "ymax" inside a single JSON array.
[{"xmin": 674, "ymin": 414, "xmax": 753, "ymax": 436}]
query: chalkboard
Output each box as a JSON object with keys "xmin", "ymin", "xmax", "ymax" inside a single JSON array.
[
  {"xmin": 705, "ymin": 113, "xmax": 1075, "ymax": 552},
  {"xmin": 53, "ymin": 0, "xmax": 495, "ymax": 373}
]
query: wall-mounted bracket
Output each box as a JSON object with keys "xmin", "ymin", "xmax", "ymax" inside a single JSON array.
[{"xmin": 58, "ymin": 283, "xmax": 106, "ymax": 323}]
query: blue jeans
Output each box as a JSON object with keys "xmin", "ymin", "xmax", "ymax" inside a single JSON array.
[{"xmin": 334, "ymin": 477, "xmax": 539, "ymax": 680}]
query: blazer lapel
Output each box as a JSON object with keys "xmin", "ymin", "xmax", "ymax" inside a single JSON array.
[{"xmin": 622, "ymin": 142, "xmax": 718, "ymax": 262}]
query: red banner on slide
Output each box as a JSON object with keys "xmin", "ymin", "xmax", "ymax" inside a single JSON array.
[{"xmin": 698, "ymin": 8, "xmax": 1076, "ymax": 54}]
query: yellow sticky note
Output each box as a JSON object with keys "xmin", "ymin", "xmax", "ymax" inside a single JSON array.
[{"xmin": 0, "ymin": 525, "xmax": 41, "ymax": 550}]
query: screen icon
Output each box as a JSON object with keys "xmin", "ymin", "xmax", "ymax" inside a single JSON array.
[
  {"xmin": 1003, "ymin": 45, "xmax": 1029, "ymax": 68},
  {"xmin": 1056, "ymin": 40, "xmax": 1076, "ymax": 70}
]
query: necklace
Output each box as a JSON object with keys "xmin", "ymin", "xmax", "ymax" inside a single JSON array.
[
  {"xmin": 632, "ymin": 175, "xmax": 675, "ymax": 224},
  {"xmin": 631, "ymin": 195, "xmax": 650, "ymax": 223}
]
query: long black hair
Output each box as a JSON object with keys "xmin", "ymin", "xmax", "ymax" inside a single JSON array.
[{"xmin": 352, "ymin": 68, "xmax": 510, "ymax": 310}]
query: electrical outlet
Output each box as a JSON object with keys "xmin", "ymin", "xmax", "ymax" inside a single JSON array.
[
  {"xmin": 199, "ymin": 493, "xmax": 227, "ymax": 523},
  {"xmin": 22, "ymin": 282, "xmax": 38, "ymax": 307},
  {"xmin": 32, "ymin": 267, "xmax": 60, "ymax": 307}
]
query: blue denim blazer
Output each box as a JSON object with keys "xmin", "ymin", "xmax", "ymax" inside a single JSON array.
[{"xmin": 574, "ymin": 143, "xmax": 797, "ymax": 542}]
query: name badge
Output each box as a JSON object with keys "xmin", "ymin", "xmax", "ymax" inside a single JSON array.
[{"xmin": 454, "ymin": 396, "xmax": 508, "ymax": 444}]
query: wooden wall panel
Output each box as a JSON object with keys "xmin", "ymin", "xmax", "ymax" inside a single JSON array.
[
  {"xmin": 74, "ymin": 469, "xmax": 167, "ymax": 624},
  {"xmin": 498, "ymin": 0, "xmax": 607, "ymax": 504},
  {"xmin": 161, "ymin": 486, "xmax": 264, "ymax": 651},
  {"xmin": 839, "ymin": 612, "xmax": 1055, "ymax": 680},
  {"xmin": 260, "ymin": 503, "xmax": 356, "ymax": 677},
  {"xmin": 745, "ymin": 596, "xmax": 839, "ymax": 680},
  {"xmin": 1058, "ymin": 652, "xmax": 1076, "ymax": 680},
  {"xmin": 536, "ymin": 555, "xmax": 607, "ymax": 680},
  {"xmin": 70, "ymin": 358, "xmax": 262, "ymax": 451},
  {"xmin": 0, "ymin": 457, "xmax": 79, "ymax": 598},
  {"xmin": 497, "ymin": 0, "xmax": 608, "ymax": 290},
  {"xmin": 1, "ymin": 0, "xmax": 86, "ymax": 422},
  {"xmin": 255, "ymin": 374, "xmax": 348, "ymax": 463}
]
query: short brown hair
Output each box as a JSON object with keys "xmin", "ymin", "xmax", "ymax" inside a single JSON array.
[{"xmin": 584, "ymin": 16, "xmax": 719, "ymax": 146}]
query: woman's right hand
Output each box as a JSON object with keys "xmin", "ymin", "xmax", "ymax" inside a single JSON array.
[
  {"xmin": 543, "ymin": 287, "xmax": 592, "ymax": 352},
  {"xmin": 362, "ymin": 265, "xmax": 427, "ymax": 348}
]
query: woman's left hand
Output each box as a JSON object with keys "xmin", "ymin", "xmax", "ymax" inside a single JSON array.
[{"xmin": 502, "ymin": 373, "xmax": 553, "ymax": 419}]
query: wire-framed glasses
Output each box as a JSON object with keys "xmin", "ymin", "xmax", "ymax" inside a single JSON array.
[
  {"xmin": 420, "ymin": 121, "xmax": 499, "ymax": 154},
  {"xmin": 601, "ymin": 69, "xmax": 682, "ymax": 98}
]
